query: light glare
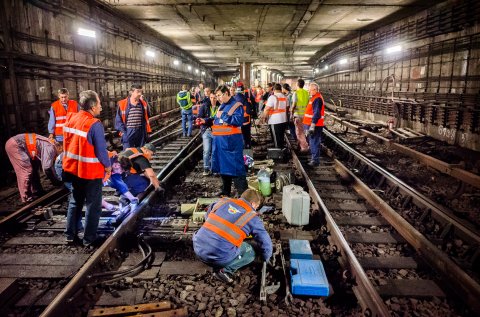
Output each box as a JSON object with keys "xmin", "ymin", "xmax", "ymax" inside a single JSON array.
[
  {"xmin": 146, "ymin": 50, "xmax": 155, "ymax": 57},
  {"xmin": 77, "ymin": 28, "xmax": 96, "ymax": 38},
  {"xmin": 386, "ymin": 45, "xmax": 402, "ymax": 54},
  {"xmin": 339, "ymin": 58, "xmax": 347, "ymax": 65},
  {"xmin": 173, "ymin": 60, "xmax": 180, "ymax": 65}
]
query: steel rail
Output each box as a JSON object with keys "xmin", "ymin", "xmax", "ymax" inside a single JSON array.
[
  {"xmin": 40, "ymin": 133, "xmax": 202, "ymax": 317},
  {"xmin": 323, "ymin": 129, "xmax": 480, "ymax": 245},
  {"xmin": 332, "ymin": 158, "xmax": 480, "ymax": 314},
  {"xmin": 286, "ymin": 138, "xmax": 391, "ymax": 317}
]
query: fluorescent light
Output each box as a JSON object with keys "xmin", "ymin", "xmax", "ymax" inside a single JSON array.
[
  {"xmin": 187, "ymin": 65, "xmax": 192, "ymax": 70},
  {"xmin": 173, "ymin": 60, "xmax": 180, "ymax": 65},
  {"xmin": 77, "ymin": 28, "xmax": 95, "ymax": 38},
  {"xmin": 315, "ymin": 68, "xmax": 320, "ymax": 73},
  {"xmin": 195, "ymin": 69, "xmax": 199, "ymax": 73},
  {"xmin": 324, "ymin": 65, "xmax": 329, "ymax": 70},
  {"xmin": 201, "ymin": 71, "xmax": 205, "ymax": 75},
  {"xmin": 146, "ymin": 50, "xmax": 155, "ymax": 57},
  {"xmin": 386, "ymin": 45, "xmax": 402, "ymax": 54},
  {"xmin": 339, "ymin": 58, "xmax": 347, "ymax": 65}
]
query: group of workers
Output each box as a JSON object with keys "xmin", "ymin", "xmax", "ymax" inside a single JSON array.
[
  {"xmin": 4, "ymin": 78, "xmax": 324, "ymax": 283},
  {"xmin": 5, "ymin": 85, "xmax": 160, "ymax": 246}
]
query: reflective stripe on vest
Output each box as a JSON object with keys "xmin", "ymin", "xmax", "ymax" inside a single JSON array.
[
  {"xmin": 212, "ymin": 125, "xmax": 242, "ymax": 136},
  {"xmin": 303, "ymin": 92, "xmax": 325, "ymax": 127},
  {"xmin": 24, "ymin": 133, "xmax": 37, "ymax": 160},
  {"xmin": 52, "ymin": 100, "xmax": 78, "ymax": 136},
  {"xmin": 63, "ymin": 111, "xmax": 104, "ymax": 179},
  {"xmin": 203, "ymin": 199, "xmax": 257, "ymax": 247},
  {"xmin": 118, "ymin": 98, "xmax": 152, "ymax": 133},
  {"xmin": 294, "ymin": 89, "xmax": 309, "ymax": 116}
]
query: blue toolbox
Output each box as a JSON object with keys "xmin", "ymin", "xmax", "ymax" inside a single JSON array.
[
  {"xmin": 289, "ymin": 239, "xmax": 313, "ymax": 259},
  {"xmin": 290, "ymin": 259, "xmax": 329, "ymax": 296}
]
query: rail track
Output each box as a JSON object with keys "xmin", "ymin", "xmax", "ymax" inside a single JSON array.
[{"xmin": 0, "ymin": 119, "xmax": 197, "ymax": 317}]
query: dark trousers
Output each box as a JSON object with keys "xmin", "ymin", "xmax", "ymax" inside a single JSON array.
[
  {"xmin": 241, "ymin": 124, "xmax": 251, "ymax": 149},
  {"xmin": 269, "ymin": 122, "xmax": 286, "ymax": 149},
  {"xmin": 122, "ymin": 127, "xmax": 147, "ymax": 150},
  {"xmin": 65, "ymin": 175, "xmax": 102, "ymax": 244},
  {"xmin": 221, "ymin": 174, "xmax": 248, "ymax": 197}
]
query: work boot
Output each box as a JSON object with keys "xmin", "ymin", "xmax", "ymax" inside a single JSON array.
[{"xmin": 213, "ymin": 269, "xmax": 234, "ymax": 284}]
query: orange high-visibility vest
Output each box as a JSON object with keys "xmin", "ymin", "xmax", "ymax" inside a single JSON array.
[
  {"xmin": 118, "ymin": 98, "xmax": 152, "ymax": 133},
  {"xmin": 51, "ymin": 100, "xmax": 79, "ymax": 137},
  {"xmin": 243, "ymin": 105, "xmax": 250, "ymax": 125},
  {"xmin": 119, "ymin": 147, "xmax": 150, "ymax": 174},
  {"xmin": 303, "ymin": 92, "xmax": 325, "ymax": 127},
  {"xmin": 63, "ymin": 111, "xmax": 105, "ymax": 179},
  {"xmin": 24, "ymin": 133, "xmax": 37, "ymax": 160},
  {"xmin": 203, "ymin": 198, "xmax": 257, "ymax": 247},
  {"xmin": 268, "ymin": 96, "xmax": 287, "ymax": 117}
]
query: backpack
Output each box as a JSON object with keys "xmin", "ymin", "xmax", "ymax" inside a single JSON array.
[{"xmin": 178, "ymin": 91, "xmax": 189, "ymax": 108}]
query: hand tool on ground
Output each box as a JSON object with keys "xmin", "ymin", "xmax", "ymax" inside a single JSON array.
[
  {"xmin": 260, "ymin": 261, "xmax": 280, "ymax": 302},
  {"xmin": 279, "ymin": 244, "xmax": 293, "ymax": 305}
]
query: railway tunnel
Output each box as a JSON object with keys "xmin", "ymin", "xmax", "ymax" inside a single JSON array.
[{"xmin": 0, "ymin": 0, "xmax": 479, "ymax": 316}]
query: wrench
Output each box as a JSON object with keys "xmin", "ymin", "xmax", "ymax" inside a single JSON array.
[
  {"xmin": 279, "ymin": 246, "xmax": 294, "ymax": 305},
  {"xmin": 260, "ymin": 261, "xmax": 280, "ymax": 302}
]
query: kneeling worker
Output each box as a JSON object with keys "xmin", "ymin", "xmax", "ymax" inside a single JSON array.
[
  {"xmin": 117, "ymin": 143, "xmax": 161, "ymax": 195},
  {"xmin": 193, "ymin": 189, "xmax": 272, "ymax": 284}
]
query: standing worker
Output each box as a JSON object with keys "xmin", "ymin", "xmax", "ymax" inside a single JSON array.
[
  {"xmin": 263, "ymin": 83, "xmax": 288, "ymax": 149},
  {"xmin": 176, "ymin": 84, "xmax": 194, "ymax": 137},
  {"xmin": 196, "ymin": 89, "xmax": 218, "ymax": 176},
  {"xmin": 115, "ymin": 83, "xmax": 152, "ymax": 149},
  {"xmin": 291, "ymin": 79, "xmax": 310, "ymax": 152},
  {"xmin": 193, "ymin": 189, "xmax": 272, "ymax": 284},
  {"xmin": 5, "ymin": 133, "xmax": 62, "ymax": 203},
  {"xmin": 48, "ymin": 88, "xmax": 79, "ymax": 143},
  {"xmin": 303, "ymin": 82, "xmax": 325, "ymax": 167},
  {"xmin": 63, "ymin": 90, "xmax": 112, "ymax": 245},
  {"xmin": 211, "ymin": 85, "xmax": 248, "ymax": 197}
]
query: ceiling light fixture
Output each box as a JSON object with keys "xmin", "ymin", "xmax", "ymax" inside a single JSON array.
[
  {"xmin": 339, "ymin": 58, "xmax": 348, "ymax": 65},
  {"xmin": 187, "ymin": 65, "xmax": 192, "ymax": 70},
  {"xmin": 386, "ymin": 45, "xmax": 402, "ymax": 54},
  {"xmin": 77, "ymin": 28, "xmax": 96, "ymax": 38},
  {"xmin": 146, "ymin": 51, "xmax": 155, "ymax": 57},
  {"xmin": 173, "ymin": 60, "xmax": 180, "ymax": 65}
]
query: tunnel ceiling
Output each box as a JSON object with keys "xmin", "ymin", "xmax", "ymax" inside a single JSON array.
[{"xmin": 101, "ymin": 0, "xmax": 436, "ymax": 77}]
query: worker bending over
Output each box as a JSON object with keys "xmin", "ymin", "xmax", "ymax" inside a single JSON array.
[
  {"xmin": 193, "ymin": 189, "xmax": 273, "ymax": 284},
  {"xmin": 5, "ymin": 133, "xmax": 62, "ymax": 202},
  {"xmin": 117, "ymin": 143, "xmax": 161, "ymax": 195}
]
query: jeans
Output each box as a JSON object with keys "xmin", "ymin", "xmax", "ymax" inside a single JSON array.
[
  {"xmin": 107, "ymin": 173, "xmax": 129, "ymax": 195},
  {"xmin": 124, "ymin": 174, "xmax": 149, "ymax": 196},
  {"xmin": 202, "ymin": 129, "xmax": 213, "ymax": 170},
  {"xmin": 65, "ymin": 175, "xmax": 102, "ymax": 244},
  {"xmin": 223, "ymin": 242, "xmax": 256, "ymax": 274},
  {"xmin": 305, "ymin": 125, "xmax": 323, "ymax": 164},
  {"xmin": 181, "ymin": 109, "xmax": 193, "ymax": 136}
]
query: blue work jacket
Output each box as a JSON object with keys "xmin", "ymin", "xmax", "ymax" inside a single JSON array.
[
  {"xmin": 211, "ymin": 96, "xmax": 245, "ymax": 176},
  {"xmin": 193, "ymin": 198, "xmax": 273, "ymax": 265}
]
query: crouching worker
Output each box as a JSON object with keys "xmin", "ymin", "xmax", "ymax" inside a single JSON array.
[
  {"xmin": 117, "ymin": 143, "xmax": 161, "ymax": 196},
  {"xmin": 5, "ymin": 133, "xmax": 63, "ymax": 203},
  {"xmin": 193, "ymin": 189, "xmax": 272, "ymax": 284}
]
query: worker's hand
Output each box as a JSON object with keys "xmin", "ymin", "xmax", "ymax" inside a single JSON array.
[
  {"xmin": 103, "ymin": 167, "xmax": 112, "ymax": 183},
  {"xmin": 110, "ymin": 151, "xmax": 118, "ymax": 157},
  {"xmin": 309, "ymin": 123, "xmax": 316, "ymax": 133}
]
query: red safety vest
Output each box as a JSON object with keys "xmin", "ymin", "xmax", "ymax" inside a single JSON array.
[
  {"xmin": 118, "ymin": 98, "xmax": 152, "ymax": 133},
  {"xmin": 63, "ymin": 111, "xmax": 105, "ymax": 179},
  {"xmin": 51, "ymin": 100, "xmax": 78, "ymax": 137},
  {"xmin": 203, "ymin": 198, "xmax": 257, "ymax": 247},
  {"xmin": 24, "ymin": 133, "xmax": 37, "ymax": 160},
  {"xmin": 303, "ymin": 92, "xmax": 325, "ymax": 127}
]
